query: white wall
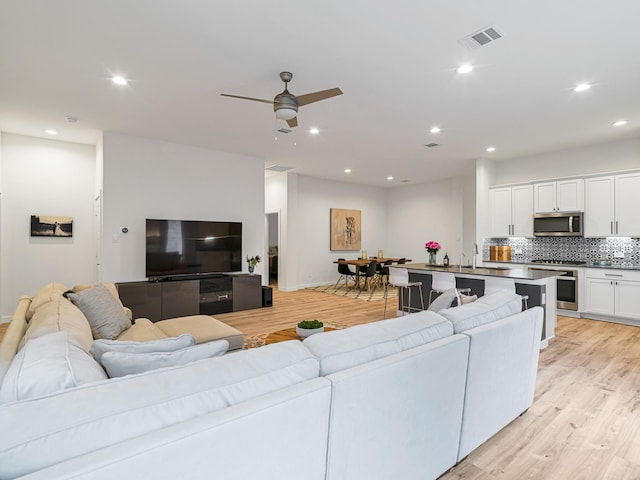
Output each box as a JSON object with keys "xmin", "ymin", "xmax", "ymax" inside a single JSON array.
[
  {"xmin": 101, "ymin": 132, "xmax": 265, "ymax": 283},
  {"xmin": 387, "ymin": 178, "xmax": 470, "ymax": 266},
  {"xmin": 491, "ymin": 137, "xmax": 640, "ymax": 186},
  {"xmin": 0, "ymin": 133, "xmax": 96, "ymax": 319},
  {"xmin": 294, "ymin": 175, "xmax": 388, "ymax": 288}
]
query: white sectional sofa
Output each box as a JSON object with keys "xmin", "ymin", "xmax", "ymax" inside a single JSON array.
[{"xmin": 0, "ymin": 285, "xmax": 543, "ymax": 480}]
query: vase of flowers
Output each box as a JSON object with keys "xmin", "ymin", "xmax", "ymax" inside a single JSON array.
[
  {"xmin": 246, "ymin": 255, "xmax": 261, "ymax": 274},
  {"xmin": 424, "ymin": 241, "xmax": 441, "ymax": 265}
]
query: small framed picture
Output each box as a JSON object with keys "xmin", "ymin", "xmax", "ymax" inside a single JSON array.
[{"xmin": 30, "ymin": 215, "xmax": 73, "ymax": 237}]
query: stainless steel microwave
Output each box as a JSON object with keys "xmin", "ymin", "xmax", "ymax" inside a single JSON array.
[{"xmin": 533, "ymin": 212, "xmax": 583, "ymax": 237}]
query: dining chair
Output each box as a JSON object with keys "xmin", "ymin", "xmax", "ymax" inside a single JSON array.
[
  {"xmin": 334, "ymin": 258, "xmax": 356, "ymax": 289},
  {"xmin": 397, "ymin": 258, "xmax": 407, "ymax": 264},
  {"xmin": 383, "ymin": 267, "xmax": 424, "ymax": 318},
  {"xmin": 361, "ymin": 260, "xmax": 378, "ymax": 292},
  {"xmin": 377, "ymin": 259, "xmax": 393, "ymax": 286}
]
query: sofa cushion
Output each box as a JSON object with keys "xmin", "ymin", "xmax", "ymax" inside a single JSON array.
[
  {"xmin": 117, "ymin": 318, "xmax": 168, "ymax": 342},
  {"xmin": 90, "ymin": 334, "xmax": 196, "ymax": 363},
  {"xmin": 438, "ymin": 290, "xmax": 523, "ymax": 333},
  {"xmin": 303, "ymin": 311, "xmax": 453, "ymax": 375},
  {"xmin": 0, "ymin": 340, "xmax": 318, "ymax": 479},
  {"xmin": 20, "ymin": 296, "xmax": 94, "ymax": 352},
  {"xmin": 0, "ymin": 332, "xmax": 107, "ymax": 404},
  {"xmin": 100, "ymin": 340, "xmax": 229, "ymax": 377},
  {"xmin": 156, "ymin": 315, "xmax": 244, "ymax": 350},
  {"xmin": 25, "ymin": 282, "xmax": 68, "ymax": 321},
  {"xmin": 427, "ymin": 287, "xmax": 460, "ymax": 312},
  {"xmin": 66, "ymin": 285, "xmax": 132, "ymax": 340},
  {"xmin": 0, "ymin": 297, "xmax": 32, "ymax": 386}
]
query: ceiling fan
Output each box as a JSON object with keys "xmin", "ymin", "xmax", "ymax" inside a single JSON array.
[{"xmin": 220, "ymin": 72, "xmax": 343, "ymax": 128}]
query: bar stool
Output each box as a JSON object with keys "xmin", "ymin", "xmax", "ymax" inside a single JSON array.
[
  {"xmin": 383, "ymin": 267, "xmax": 425, "ymax": 318},
  {"xmin": 428, "ymin": 272, "xmax": 456, "ymax": 306},
  {"xmin": 484, "ymin": 277, "xmax": 529, "ymax": 310}
]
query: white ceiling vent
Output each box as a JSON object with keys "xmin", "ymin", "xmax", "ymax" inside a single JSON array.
[
  {"xmin": 276, "ymin": 128, "xmax": 292, "ymax": 134},
  {"xmin": 265, "ymin": 164, "xmax": 294, "ymax": 172},
  {"xmin": 425, "ymin": 143, "xmax": 439, "ymax": 148},
  {"xmin": 459, "ymin": 25, "xmax": 504, "ymax": 49}
]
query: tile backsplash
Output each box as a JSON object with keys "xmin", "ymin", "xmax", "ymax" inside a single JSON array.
[{"xmin": 483, "ymin": 237, "xmax": 640, "ymax": 267}]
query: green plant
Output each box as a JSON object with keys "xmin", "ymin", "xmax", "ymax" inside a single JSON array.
[
  {"xmin": 246, "ymin": 255, "xmax": 261, "ymax": 267},
  {"xmin": 297, "ymin": 319, "xmax": 324, "ymax": 329}
]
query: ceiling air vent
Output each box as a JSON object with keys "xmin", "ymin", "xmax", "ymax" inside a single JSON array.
[
  {"xmin": 265, "ymin": 164, "xmax": 294, "ymax": 173},
  {"xmin": 276, "ymin": 128, "xmax": 292, "ymax": 134},
  {"xmin": 425, "ymin": 143, "xmax": 439, "ymax": 148},
  {"xmin": 459, "ymin": 25, "xmax": 504, "ymax": 49}
]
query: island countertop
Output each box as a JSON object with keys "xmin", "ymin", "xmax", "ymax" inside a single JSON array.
[{"xmin": 399, "ymin": 263, "xmax": 565, "ymax": 280}]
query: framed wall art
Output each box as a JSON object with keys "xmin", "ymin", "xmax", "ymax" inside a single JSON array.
[
  {"xmin": 30, "ymin": 215, "xmax": 73, "ymax": 237},
  {"xmin": 330, "ymin": 208, "xmax": 361, "ymax": 251}
]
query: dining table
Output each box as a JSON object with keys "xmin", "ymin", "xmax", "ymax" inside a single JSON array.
[{"xmin": 333, "ymin": 257, "xmax": 412, "ymax": 289}]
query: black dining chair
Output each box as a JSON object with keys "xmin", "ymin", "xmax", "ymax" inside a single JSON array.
[
  {"xmin": 397, "ymin": 258, "xmax": 407, "ymax": 264},
  {"xmin": 378, "ymin": 259, "xmax": 393, "ymax": 286},
  {"xmin": 334, "ymin": 258, "xmax": 357, "ymax": 289},
  {"xmin": 362, "ymin": 260, "xmax": 378, "ymax": 292}
]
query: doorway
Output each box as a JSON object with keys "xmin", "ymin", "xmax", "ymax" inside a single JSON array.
[{"xmin": 266, "ymin": 212, "xmax": 279, "ymax": 288}]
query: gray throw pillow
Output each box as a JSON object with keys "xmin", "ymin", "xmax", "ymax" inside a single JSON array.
[
  {"xmin": 100, "ymin": 340, "xmax": 229, "ymax": 377},
  {"xmin": 66, "ymin": 285, "xmax": 131, "ymax": 340},
  {"xmin": 427, "ymin": 287, "xmax": 460, "ymax": 312},
  {"xmin": 90, "ymin": 334, "xmax": 196, "ymax": 363}
]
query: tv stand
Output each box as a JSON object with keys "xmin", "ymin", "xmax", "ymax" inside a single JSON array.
[{"xmin": 117, "ymin": 274, "xmax": 263, "ymax": 322}]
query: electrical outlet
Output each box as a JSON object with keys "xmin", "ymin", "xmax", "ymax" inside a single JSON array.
[{"xmin": 613, "ymin": 251, "xmax": 625, "ymax": 258}]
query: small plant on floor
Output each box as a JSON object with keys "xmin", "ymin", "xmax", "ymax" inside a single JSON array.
[{"xmin": 297, "ymin": 319, "xmax": 324, "ymax": 329}]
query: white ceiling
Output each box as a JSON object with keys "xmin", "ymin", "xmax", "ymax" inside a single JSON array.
[{"xmin": 1, "ymin": 1, "xmax": 639, "ymax": 187}]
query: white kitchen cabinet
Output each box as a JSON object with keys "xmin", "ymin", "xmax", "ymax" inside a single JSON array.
[
  {"xmin": 490, "ymin": 185, "xmax": 533, "ymax": 237},
  {"xmin": 534, "ymin": 179, "xmax": 584, "ymax": 213},
  {"xmin": 585, "ymin": 173, "xmax": 640, "ymax": 237},
  {"xmin": 584, "ymin": 269, "xmax": 640, "ymax": 320}
]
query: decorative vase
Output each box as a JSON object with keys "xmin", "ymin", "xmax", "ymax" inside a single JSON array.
[
  {"xmin": 428, "ymin": 252, "xmax": 437, "ymax": 265},
  {"xmin": 296, "ymin": 325, "xmax": 325, "ymax": 338},
  {"xmin": 248, "ymin": 265, "xmax": 255, "ymax": 274}
]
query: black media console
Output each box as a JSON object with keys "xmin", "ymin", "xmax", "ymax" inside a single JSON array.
[{"xmin": 117, "ymin": 273, "xmax": 263, "ymax": 322}]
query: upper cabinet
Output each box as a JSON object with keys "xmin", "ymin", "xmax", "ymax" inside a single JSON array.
[
  {"xmin": 534, "ymin": 179, "xmax": 584, "ymax": 213},
  {"xmin": 585, "ymin": 173, "xmax": 640, "ymax": 237},
  {"xmin": 490, "ymin": 185, "xmax": 533, "ymax": 237}
]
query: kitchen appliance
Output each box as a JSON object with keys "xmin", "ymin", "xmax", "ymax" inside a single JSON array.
[
  {"xmin": 533, "ymin": 212, "xmax": 583, "ymax": 237},
  {"xmin": 529, "ymin": 261, "xmax": 580, "ymax": 310}
]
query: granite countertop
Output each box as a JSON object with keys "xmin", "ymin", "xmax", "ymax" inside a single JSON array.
[
  {"xmin": 484, "ymin": 260, "xmax": 640, "ymax": 271},
  {"xmin": 402, "ymin": 263, "xmax": 564, "ymax": 280}
]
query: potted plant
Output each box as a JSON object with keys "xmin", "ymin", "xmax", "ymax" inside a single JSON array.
[
  {"xmin": 296, "ymin": 319, "xmax": 324, "ymax": 338},
  {"xmin": 246, "ymin": 255, "xmax": 261, "ymax": 274}
]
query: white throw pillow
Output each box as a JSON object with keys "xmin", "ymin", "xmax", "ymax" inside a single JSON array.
[
  {"xmin": 66, "ymin": 284, "xmax": 131, "ymax": 340},
  {"xmin": 427, "ymin": 287, "xmax": 460, "ymax": 312},
  {"xmin": 100, "ymin": 340, "xmax": 229, "ymax": 377},
  {"xmin": 90, "ymin": 334, "xmax": 196, "ymax": 363},
  {"xmin": 0, "ymin": 331, "xmax": 107, "ymax": 403},
  {"xmin": 438, "ymin": 291, "xmax": 523, "ymax": 332}
]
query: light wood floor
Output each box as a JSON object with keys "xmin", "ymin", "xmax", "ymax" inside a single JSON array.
[{"xmin": 216, "ymin": 287, "xmax": 640, "ymax": 480}]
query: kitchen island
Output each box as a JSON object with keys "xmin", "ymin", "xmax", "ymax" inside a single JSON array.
[{"xmin": 394, "ymin": 263, "xmax": 565, "ymax": 347}]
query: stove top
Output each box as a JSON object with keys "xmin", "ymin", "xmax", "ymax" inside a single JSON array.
[{"xmin": 530, "ymin": 259, "xmax": 587, "ymax": 266}]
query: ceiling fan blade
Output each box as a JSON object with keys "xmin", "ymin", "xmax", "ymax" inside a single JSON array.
[
  {"xmin": 286, "ymin": 116, "xmax": 298, "ymax": 128},
  {"xmin": 220, "ymin": 93, "xmax": 274, "ymax": 105},
  {"xmin": 296, "ymin": 88, "xmax": 343, "ymax": 106}
]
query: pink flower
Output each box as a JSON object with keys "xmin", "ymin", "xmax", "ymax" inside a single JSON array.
[{"xmin": 424, "ymin": 241, "xmax": 441, "ymax": 253}]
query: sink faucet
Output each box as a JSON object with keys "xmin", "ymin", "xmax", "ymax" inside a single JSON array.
[
  {"xmin": 459, "ymin": 253, "xmax": 466, "ymax": 272},
  {"xmin": 472, "ymin": 243, "xmax": 479, "ymax": 269}
]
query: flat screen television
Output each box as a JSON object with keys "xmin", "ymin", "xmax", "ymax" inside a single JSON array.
[{"xmin": 146, "ymin": 219, "xmax": 242, "ymax": 278}]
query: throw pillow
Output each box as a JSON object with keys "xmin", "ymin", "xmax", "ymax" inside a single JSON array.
[
  {"xmin": 90, "ymin": 334, "xmax": 196, "ymax": 363},
  {"xmin": 100, "ymin": 340, "xmax": 229, "ymax": 377},
  {"xmin": 66, "ymin": 285, "xmax": 131, "ymax": 340},
  {"xmin": 460, "ymin": 294, "xmax": 478, "ymax": 305},
  {"xmin": 0, "ymin": 331, "xmax": 107, "ymax": 404},
  {"xmin": 427, "ymin": 287, "xmax": 460, "ymax": 312}
]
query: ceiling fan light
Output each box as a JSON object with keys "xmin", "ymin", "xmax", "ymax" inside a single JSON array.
[{"xmin": 275, "ymin": 108, "xmax": 297, "ymax": 121}]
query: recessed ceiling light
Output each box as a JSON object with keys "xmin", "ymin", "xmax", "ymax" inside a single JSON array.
[
  {"xmin": 573, "ymin": 83, "xmax": 591, "ymax": 92},
  {"xmin": 387, "ymin": 176, "xmax": 394, "ymax": 181},
  {"xmin": 344, "ymin": 168, "xmax": 352, "ymax": 173},
  {"xmin": 457, "ymin": 64, "xmax": 473, "ymax": 74},
  {"xmin": 112, "ymin": 76, "xmax": 128, "ymax": 86},
  {"xmin": 430, "ymin": 127, "xmax": 441, "ymax": 134},
  {"xmin": 44, "ymin": 129, "xmax": 57, "ymax": 135},
  {"xmin": 613, "ymin": 120, "xmax": 628, "ymax": 126},
  {"xmin": 309, "ymin": 127, "xmax": 320, "ymax": 135},
  {"xmin": 486, "ymin": 146, "xmax": 496, "ymax": 152}
]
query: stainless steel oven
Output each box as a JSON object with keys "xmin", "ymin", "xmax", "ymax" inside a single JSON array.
[{"xmin": 529, "ymin": 266, "xmax": 578, "ymax": 311}]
